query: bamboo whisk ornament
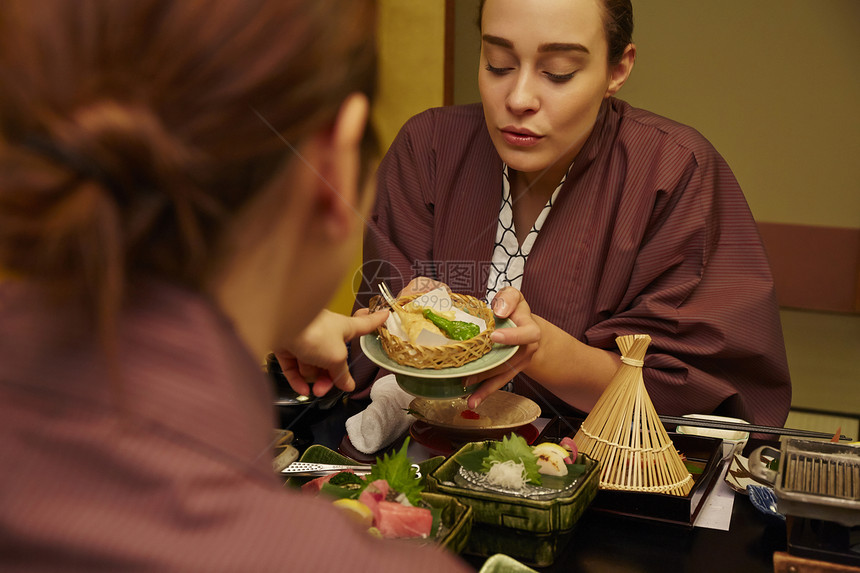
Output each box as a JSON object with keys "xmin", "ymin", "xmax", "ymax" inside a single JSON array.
[{"xmin": 572, "ymin": 334, "xmax": 693, "ymax": 496}]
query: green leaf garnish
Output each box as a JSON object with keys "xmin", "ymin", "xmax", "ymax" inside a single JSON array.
[
  {"xmin": 684, "ymin": 460, "xmax": 705, "ymax": 475},
  {"xmin": 320, "ymin": 481, "xmax": 361, "ymax": 499},
  {"xmin": 368, "ymin": 438, "xmax": 423, "ymax": 506},
  {"xmin": 454, "ymin": 446, "xmax": 492, "ymax": 472},
  {"xmin": 329, "ymin": 472, "xmax": 366, "ymax": 487},
  {"xmin": 482, "ymin": 433, "xmax": 542, "ymax": 485},
  {"xmin": 540, "ymin": 464, "xmax": 587, "ymax": 489}
]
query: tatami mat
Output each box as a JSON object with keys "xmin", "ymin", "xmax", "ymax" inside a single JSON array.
[{"xmin": 784, "ymin": 410, "xmax": 859, "ymax": 443}]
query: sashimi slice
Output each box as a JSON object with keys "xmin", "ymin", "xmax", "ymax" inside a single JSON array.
[
  {"xmin": 358, "ymin": 479, "xmax": 390, "ymax": 523},
  {"xmin": 374, "ymin": 500, "xmax": 433, "ymax": 539},
  {"xmin": 301, "ymin": 469, "xmax": 355, "ymax": 494}
]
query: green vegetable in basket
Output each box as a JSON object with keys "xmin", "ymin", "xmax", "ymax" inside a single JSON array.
[{"xmin": 422, "ymin": 308, "xmax": 480, "ymax": 341}]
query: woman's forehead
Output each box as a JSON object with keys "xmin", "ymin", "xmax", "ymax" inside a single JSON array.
[{"xmin": 481, "ymin": 0, "xmax": 607, "ymax": 55}]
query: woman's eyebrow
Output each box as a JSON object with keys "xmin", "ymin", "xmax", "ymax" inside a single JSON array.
[
  {"xmin": 538, "ymin": 42, "xmax": 589, "ymax": 54},
  {"xmin": 482, "ymin": 34, "xmax": 513, "ymax": 49},
  {"xmin": 482, "ymin": 35, "xmax": 589, "ymax": 56}
]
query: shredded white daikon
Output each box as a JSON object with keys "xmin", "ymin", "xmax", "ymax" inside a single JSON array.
[{"xmin": 485, "ymin": 460, "xmax": 528, "ymax": 490}]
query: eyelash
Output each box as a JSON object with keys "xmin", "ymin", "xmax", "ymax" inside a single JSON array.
[
  {"xmin": 485, "ymin": 63, "xmax": 512, "ymax": 75},
  {"xmin": 484, "ymin": 63, "xmax": 576, "ymax": 83},
  {"xmin": 545, "ymin": 71, "xmax": 576, "ymax": 83}
]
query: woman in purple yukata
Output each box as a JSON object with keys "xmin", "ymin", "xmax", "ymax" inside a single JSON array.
[
  {"xmin": 0, "ymin": 1, "xmax": 471, "ymax": 570},
  {"xmin": 352, "ymin": 0, "xmax": 792, "ymax": 427}
]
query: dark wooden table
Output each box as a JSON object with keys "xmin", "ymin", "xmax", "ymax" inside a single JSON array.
[{"xmin": 285, "ymin": 398, "xmax": 788, "ymax": 572}]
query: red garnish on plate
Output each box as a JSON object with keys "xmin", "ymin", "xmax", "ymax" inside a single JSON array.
[{"xmin": 460, "ymin": 409, "xmax": 480, "ymax": 420}]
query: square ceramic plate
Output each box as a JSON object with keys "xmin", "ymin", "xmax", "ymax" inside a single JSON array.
[
  {"xmin": 284, "ymin": 445, "xmax": 473, "ymax": 554},
  {"xmin": 426, "ymin": 441, "xmax": 600, "ymax": 567}
]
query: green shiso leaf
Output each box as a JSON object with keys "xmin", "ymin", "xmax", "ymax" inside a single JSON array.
[
  {"xmin": 482, "ymin": 433, "xmax": 542, "ymax": 485},
  {"xmin": 368, "ymin": 438, "xmax": 423, "ymax": 506},
  {"xmin": 539, "ymin": 464, "xmax": 587, "ymax": 489},
  {"xmin": 453, "ymin": 446, "xmax": 491, "ymax": 472}
]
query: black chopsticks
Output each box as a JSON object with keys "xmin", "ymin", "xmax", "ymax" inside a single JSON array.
[{"xmin": 659, "ymin": 415, "xmax": 853, "ymax": 442}]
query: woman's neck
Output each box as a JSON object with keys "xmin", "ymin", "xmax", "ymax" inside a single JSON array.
[{"xmin": 509, "ymin": 168, "xmax": 564, "ymax": 246}]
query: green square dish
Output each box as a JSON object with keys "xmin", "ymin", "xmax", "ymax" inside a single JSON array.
[
  {"xmin": 425, "ymin": 441, "xmax": 600, "ymax": 566},
  {"xmin": 285, "ymin": 445, "xmax": 472, "ymax": 554}
]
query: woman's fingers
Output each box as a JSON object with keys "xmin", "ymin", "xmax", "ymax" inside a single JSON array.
[
  {"xmin": 274, "ymin": 309, "xmax": 386, "ymax": 396},
  {"xmin": 465, "ymin": 345, "xmax": 535, "ymax": 409},
  {"xmin": 491, "ymin": 321, "xmax": 540, "ymax": 346},
  {"xmin": 326, "ymin": 359, "xmax": 356, "ymax": 393},
  {"xmin": 490, "ymin": 286, "xmax": 524, "ymax": 318},
  {"xmin": 465, "ymin": 287, "xmax": 542, "ymax": 409},
  {"xmin": 277, "ymin": 355, "xmax": 312, "ymax": 396},
  {"xmin": 310, "ymin": 374, "xmax": 336, "ymax": 397},
  {"xmin": 345, "ymin": 309, "xmax": 388, "ymax": 340}
]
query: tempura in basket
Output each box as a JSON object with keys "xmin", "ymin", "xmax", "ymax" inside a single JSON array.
[{"xmin": 374, "ymin": 286, "xmax": 497, "ymax": 369}]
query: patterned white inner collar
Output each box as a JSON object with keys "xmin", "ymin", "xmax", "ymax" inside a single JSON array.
[{"xmin": 485, "ymin": 163, "xmax": 569, "ymax": 302}]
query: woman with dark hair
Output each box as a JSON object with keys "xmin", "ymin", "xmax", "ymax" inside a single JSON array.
[
  {"xmin": 352, "ymin": 0, "xmax": 791, "ymax": 428},
  {"xmin": 0, "ymin": 1, "xmax": 470, "ymax": 570}
]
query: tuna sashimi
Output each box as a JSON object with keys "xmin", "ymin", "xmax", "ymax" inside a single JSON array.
[
  {"xmin": 374, "ymin": 500, "xmax": 433, "ymax": 539},
  {"xmin": 301, "ymin": 469, "xmax": 354, "ymax": 494},
  {"xmin": 358, "ymin": 479, "xmax": 390, "ymax": 522}
]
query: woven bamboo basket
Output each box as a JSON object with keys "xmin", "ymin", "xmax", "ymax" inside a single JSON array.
[
  {"xmin": 369, "ymin": 292, "xmax": 495, "ymax": 369},
  {"xmin": 572, "ymin": 334, "xmax": 693, "ymax": 496}
]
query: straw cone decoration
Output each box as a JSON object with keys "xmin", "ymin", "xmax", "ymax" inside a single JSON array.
[{"xmin": 572, "ymin": 334, "xmax": 693, "ymax": 496}]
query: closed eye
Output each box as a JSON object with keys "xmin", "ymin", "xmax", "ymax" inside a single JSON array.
[
  {"xmin": 485, "ymin": 63, "xmax": 513, "ymax": 75},
  {"xmin": 545, "ymin": 70, "xmax": 576, "ymax": 83}
]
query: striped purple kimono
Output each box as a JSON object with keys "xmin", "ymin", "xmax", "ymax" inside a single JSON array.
[{"xmin": 355, "ymin": 98, "xmax": 791, "ymax": 427}]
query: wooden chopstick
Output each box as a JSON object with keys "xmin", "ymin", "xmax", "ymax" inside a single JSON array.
[{"xmin": 658, "ymin": 415, "xmax": 853, "ymax": 441}]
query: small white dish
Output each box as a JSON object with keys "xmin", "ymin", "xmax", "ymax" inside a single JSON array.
[{"xmin": 676, "ymin": 414, "xmax": 750, "ymax": 458}]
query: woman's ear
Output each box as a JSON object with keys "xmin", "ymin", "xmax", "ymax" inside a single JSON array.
[
  {"xmin": 314, "ymin": 92, "xmax": 370, "ymax": 241},
  {"xmin": 605, "ymin": 43, "xmax": 636, "ymax": 98}
]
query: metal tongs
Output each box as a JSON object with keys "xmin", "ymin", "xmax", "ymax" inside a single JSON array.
[{"xmin": 281, "ymin": 461, "xmax": 422, "ymax": 478}]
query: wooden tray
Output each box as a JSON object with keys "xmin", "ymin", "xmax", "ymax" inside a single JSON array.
[{"xmin": 537, "ymin": 416, "xmax": 725, "ymax": 527}]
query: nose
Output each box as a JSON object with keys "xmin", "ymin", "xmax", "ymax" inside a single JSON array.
[{"xmin": 507, "ymin": 71, "xmax": 539, "ymax": 114}]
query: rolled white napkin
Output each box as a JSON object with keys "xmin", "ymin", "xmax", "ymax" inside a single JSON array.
[{"xmin": 345, "ymin": 374, "xmax": 414, "ymax": 454}]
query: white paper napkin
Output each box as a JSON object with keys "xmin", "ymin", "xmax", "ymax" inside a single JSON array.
[{"xmin": 345, "ymin": 374, "xmax": 414, "ymax": 454}]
